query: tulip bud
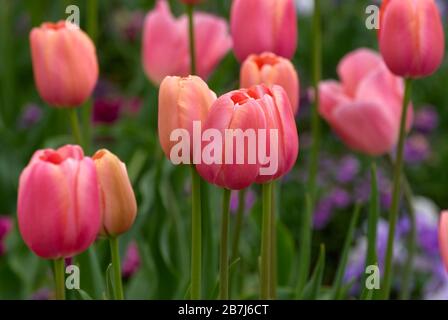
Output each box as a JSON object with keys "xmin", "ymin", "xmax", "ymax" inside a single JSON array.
[
  {"xmin": 30, "ymin": 21, "xmax": 99, "ymax": 107},
  {"xmin": 93, "ymin": 149, "xmax": 137, "ymax": 237},
  {"xmin": 158, "ymin": 75, "xmax": 217, "ymax": 162},
  {"xmin": 196, "ymin": 84, "xmax": 299, "ymax": 190},
  {"xmin": 379, "ymin": 0, "xmax": 445, "ymax": 78},
  {"xmin": 231, "ymin": 0, "xmax": 298, "ymax": 62},
  {"xmin": 17, "ymin": 145, "xmax": 101, "ymax": 259},
  {"xmin": 439, "ymin": 211, "xmax": 448, "ymax": 272},
  {"xmin": 318, "ymin": 48, "xmax": 413, "ymax": 156},
  {"xmin": 240, "ymin": 52, "xmax": 300, "ymax": 114}
]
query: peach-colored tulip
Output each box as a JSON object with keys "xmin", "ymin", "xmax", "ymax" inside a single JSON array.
[
  {"xmin": 142, "ymin": 0, "xmax": 231, "ymax": 85},
  {"xmin": 240, "ymin": 52, "xmax": 300, "ymax": 114},
  {"xmin": 158, "ymin": 75, "xmax": 217, "ymax": 161},
  {"xmin": 439, "ymin": 211, "xmax": 448, "ymax": 272},
  {"xmin": 93, "ymin": 149, "xmax": 137, "ymax": 237},
  {"xmin": 17, "ymin": 145, "xmax": 101, "ymax": 259},
  {"xmin": 230, "ymin": 0, "xmax": 297, "ymax": 62},
  {"xmin": 379, "ymin": 0, "xmax": 445, "ymax": 78},
  {"xmin": 318, "ymin": 48, "xmax": 413, "ymax": 156},
  {"xmin": 30, "ymin": 21, "xmax": 99, "ymax": 107},
  {"xmin": 196, "ymin": 85, "xmax": 299, "ymax": 190}
]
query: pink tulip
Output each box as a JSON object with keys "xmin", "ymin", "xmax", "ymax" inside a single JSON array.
[
  {"xmin": 240, "ymin": 52, "xmax": 300, "ymax": 114},
  {"xmin": 439, "ymin": 211, "xmax": 448, "ymax": 272},
  {"xmin": 230, "ymin": 0, "xmax": 298, "ymax": 62},
  {"xmin": 318, "ymin": 48, "xmax": 413, "ymax": 156},
  {"xmin": 196, "ymin": 85, "xmax": 299, "ymax": 190},
  {"xmin": 30, "ymin": 21, "xmax": 99, "ymax": 107},
  {"xmin": 142, "ymin": 0, "xmax": 232, "ymax": 85},
  {"xmin": 158, "ymin": 75, "xmax": 217, "ymax": 161},
  {"xmin": 17, "ymin": 145, "xmax": 101, "ymax": 259},
  {"xmin": 379, "ymin": 0, "xmax": 445, "ymax": 78}
]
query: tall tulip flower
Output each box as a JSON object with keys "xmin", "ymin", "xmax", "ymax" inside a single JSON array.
[
  {"xmin": 196, "ymin": 84, "xmax": 298, "ymax": 190},
  {"xmin": 158, "ymin": 75, "xmax": 216, "ymax": 162},
  {"xmin": 142, "ymin": 0, "xmax": 231, "ymax": 85},
  {"xmin": 318, "ymin": 48, "xmax": 413, "ymax": 156},
  {"xmin": 93, "ymin": 149, "xmax": 137, "ymax": 300},
  {"xmin": 439, "ymin": 211, "xmax": 448, "ymax": 272},
  {"xmin": 240, "ymin": 52, "xmax": 300, "ymax": 114},
  {"xmin": 30, "ymin": 21, "xmax": 99, "ymax": 107},
  {"xmin": 17, "ymin": 145, "xmax": 101, "ymax": 299},
  {"xmin": 379, "ymin": 0, "xmax": 445, "ymax": 78},
  {"xmin": 230, "ymin": 0, "xmax": 298, "ymax": 62}
]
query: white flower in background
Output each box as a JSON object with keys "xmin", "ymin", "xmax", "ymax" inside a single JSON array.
[
  {"xmin": 295, "ymin": 0, "xmax": 314, "ymax": 16},
  {"xmin": 412, "ymin": 196, "xmax": 439, "ymax": 228}
]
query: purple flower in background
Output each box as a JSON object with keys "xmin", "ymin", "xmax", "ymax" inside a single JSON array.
[
  {"xmin": 31, "ymin": 288, "xmax": 52, "ymax": 300},
  {"xmin": 413, "ymin": 106, "xmax": 438, "ymax": 134},
  {"xmin": 230, "ymin": 189, "xmax": 256, "ymax": 214},
  {"xmin": 113, "ymin": 10, "xmax": 145, "ymax": 42},
  {"xmin": 92, "ymin": 98, "xmax": 123, "ymax": 125},
  {"xmin": 18, "ymin": 103, "xmax": 42, "ymax": 129},
  {"xmin": 0, "ymin": 216, "xmax": 12, "ymax": 257},
  {"xmin": 313, "ymin": 188, "xmax": 350, "ymax": 229},
  {"xmin": 336, "ymin": 156, "xmax": 360, "ymax": 184},
  {"xmin": 404, "ymin": 134, "xmax": 430, "ymax": 164},
  {"xmin": 122, "ymin": 242, "xmax": 141, "ymax": 279}
]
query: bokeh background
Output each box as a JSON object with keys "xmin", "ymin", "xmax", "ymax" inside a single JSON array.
[{"xmin": 0, "ymin": 0, "xmax": 447, "ymax": 299}]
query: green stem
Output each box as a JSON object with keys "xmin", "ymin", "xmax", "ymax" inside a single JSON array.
[
  {"xmin": 53, "ymin": 258, "xmax": 66, "ymax": 300},
  {"xmin": 270, "ymin": 182, "xmax": 278, "ymax": 299},
  {"xmin": 191, "ymin": 166, "xmax": 202, "ymax": 299},
  {"xmin": 219, "ymin": 188, "xmax": 231, "ymax": 300},
  {"xmin": 260, "ymin": 182, "xmax": 273, "ymax": 299},
  {"xmin": 231, "ymin": 189, "xmax": 246, "ymax": 262},
  {"xmin": 68, "ymin": 108, "xmax": 84, "ymax": 147},
  {"xmin": 296, "ymin": 193, "xmax": 312, "ymax": 297},
  {"xmin": 109, "ymin": 237, "xmax": 124, "ymax": 300},
  {"xmin": 86, "ymin": 0, "xmax": 98, "ymax": 43},
  {"xmin": 382, "ymin": 78, "xmax": 413, "ymax": 299},
  {"xmin": 186, "ymin": 4, "xmax": 197, "ymax": 75},
  {"xmin": 307, "ymin": 0, "xmax": 322, "ymax": 206}
]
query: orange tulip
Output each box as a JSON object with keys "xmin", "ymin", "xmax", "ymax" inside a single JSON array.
[
  {"xmin": 379, "ymin": 0, "xmax": 445, "ymax": 78},
  {"xmin": 439, "ymin": 211, "xmax": 448, "ymax": 272},
  {"xmin": 93, "ymin": 149, "xmax": 137, "ymax": 237},
  {"xmin": 240, "ymin": 52, "xmax": 300, "ymax": 114},
  {"xmin": 158, "ymin": 76, "xmax": 217, "ymax": 162},
  {"xmin": 30, "ymin": 21, "xmax": 99, "ymax": 107}
]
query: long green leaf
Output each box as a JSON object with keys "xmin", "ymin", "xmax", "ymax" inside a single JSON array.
[
  {"xmin": 300, "ymin": 244, "xmax": 325, "ymax": 300},
  {"xmin": 331, "ymin": 204, "xmax": 361, "ymax": 299},
  {"xmin": 296, "ymin": 193, "xmax": 312, "ymax": 297}
]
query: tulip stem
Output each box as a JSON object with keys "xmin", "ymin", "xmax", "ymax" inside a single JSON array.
[
  {"xmin": 190, "ymin": 165, "xmax": 202, "ymax": 299},
  {"xmin": 109, "ymin": 237, "xmax": 124, "ymax": 300},
  {"xmin": 260, "ymin": 182, "xmax": 273, "ymax": 299},
  {"xmin": 53, "ymin": 258, "xmax": 65, "ymax": 300},
  {"xmin": 307, "ymin": 0, "xmax": 322, "ymax": 207},
  {"xmin": 68, "ymin": 108, "xmax": 84, "ymax": 147},
  {"xmin": 186, "ymin": 4, "xmax": 197, "ymax": 75},
  {"xmin": 219, "ymin": 188, "xmax": 231, "ymax": 300},
  {"xmin": 382, "ymin": 78, "xmax": 413, "ymax": 299},
  {"xmin": 231, "ymin": 189, "xmax": 246, "ymax": 262}
]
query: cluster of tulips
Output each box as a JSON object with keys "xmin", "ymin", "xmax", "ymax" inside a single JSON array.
[{"xmin": 16, "ymin": 0, "xmax": 448, "ymax": 300}]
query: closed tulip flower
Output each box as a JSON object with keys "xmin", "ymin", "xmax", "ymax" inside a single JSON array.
[
  {"xmin": 158, "ymin": 75, "xmax": 217, "ymax": 161},
  {"xmin": 379, "ymin": 0, "xmax": 445, "ymax": 78},
  {"xmin": 93, "ymin": 149, "xmax": 137, "ymax": 237},
  {"xmin": 318, "ymin": 48, "xmax": 413, "ymax": 156},
  {"xmin": 30, "ymin": 21, "xmax": 99, "ymax": 107},
  {"xmin": 142, "ymin": 0, "xmax": 231, "ymax": 85},
  {"xmin": 240, "ymin": 52, "xmax": 300, "ymax": 114},
  {"xmin": 231, "ymin": 0, "xmax": 297, "ymax": 62},
  {"xmin": 17, "ymin": 145, "xmax": 101, "ymax": 259},
  {"xmin": 196, "ymin": 85, "xmax": 298, "ymax": 190},
  {"xmin": 439, "ymin": 211, "xmax": 448, "ymax": 271}
]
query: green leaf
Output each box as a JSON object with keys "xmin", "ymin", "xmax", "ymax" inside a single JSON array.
[
  {"xmin": 361, "ymin": 163, "xmax": 380, "ymax": 300},
  {"xmin": 331, "ymin": 204, "xmax": 361, "ymax": 299},
  {"xmin": 300, "ymin": 244, "xmax": 326, "ymax": 300},
  {"xmin": 104, "ymin": 263, "xmax": 114, "ymax": 300},
  {"xmin": 277, "ymin": 222, "xmax": 295, "ymax": 286},
  {"xmin": 76, "ymin": 246, "xmax": 104, "ymax": 300},
  {"xmin": 295, "ymin": 193, "xmax": 312, "ymax": 297},
  {"xmin": 76, "ymin": 289, "xmax": 93, "ymax": 300}
]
